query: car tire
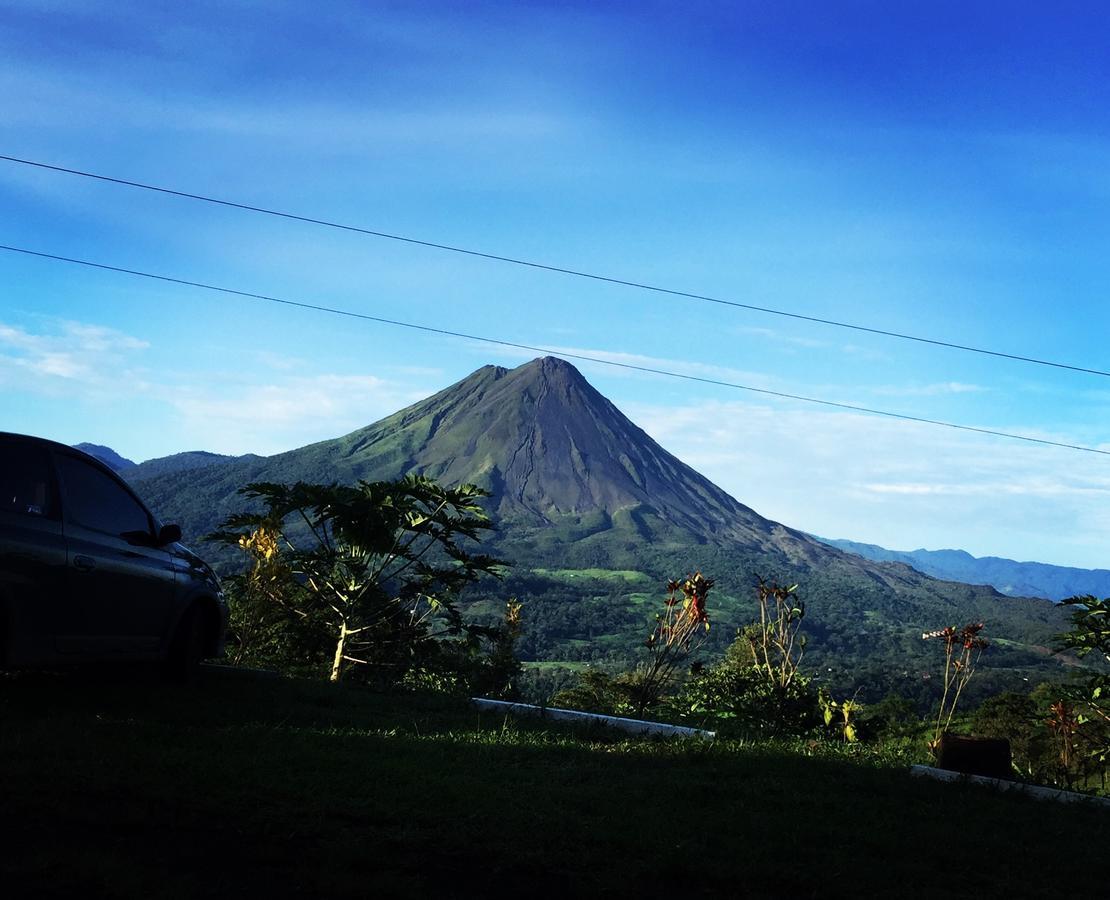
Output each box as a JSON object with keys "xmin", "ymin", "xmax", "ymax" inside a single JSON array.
[{"xmin": 164, "ymin": 604, "xmax": 206, "ymax": 683}]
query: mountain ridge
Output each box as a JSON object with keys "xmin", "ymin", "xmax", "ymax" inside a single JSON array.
[
  {"xmin": 815, "ymin": 536, "xmax": 1110, "ymax": 602},
  {"xmin": 128, "ymin": 450, "xmax": 263, "ymax": 482},
  {"xmin": 128, "ymin": 358, "xmax": 850, "ymax": 567},
  {"xmin": 73, "ymin": 442, "xmax": 136, "ymax": 472}
]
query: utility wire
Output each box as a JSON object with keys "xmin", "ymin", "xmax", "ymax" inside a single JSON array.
[
  {"xmin": 2, "ymin": 152, "xmax": 1108, "ymax": 379},
  {"xmin": 2, "ymin": 242, "xmax": 1107, "ymax": 458}
]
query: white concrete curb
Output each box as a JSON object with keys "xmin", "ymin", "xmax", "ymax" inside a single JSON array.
[
  {"xmin": 910, "ymin": 764, "xmax": 1110, "ymax": 808},
  {"xmin": 471, "ymin": 698, "xmax": 716, "ymax": 740}
]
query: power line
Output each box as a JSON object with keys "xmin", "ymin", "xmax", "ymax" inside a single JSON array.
[
  {"xmin": 3, "ymin": 152, "xmax": 1108, "ymax": 380},
  {"xmin": 3, "ymin": 242, "xmax": 1107, "ymax": 458}
]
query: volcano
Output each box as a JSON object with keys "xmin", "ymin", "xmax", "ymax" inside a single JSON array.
[
  {"xmin": 278, "ymin": 356, "xmax": 834, "ymax": 561},
  {"xmin": 129, "ymin": 357, "xmax": 1071, "ymax": 693}
]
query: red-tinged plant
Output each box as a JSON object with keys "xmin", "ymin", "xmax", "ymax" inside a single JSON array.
[
  {"xmin": 1045, "ymin": 699, "xmax": 1081, "ymax": 787},
  {"xmin": 923, "ymin": 622, "xmax": 988, "ymax": 752},
  {"xmin": 627, "ymin": 573, "xmax": 713, "ymax": 717}
]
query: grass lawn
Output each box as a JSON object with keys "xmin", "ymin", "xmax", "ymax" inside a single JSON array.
[{"xmin": 1, "ymin": 666, "xmax": 1105, "ymax": 899}]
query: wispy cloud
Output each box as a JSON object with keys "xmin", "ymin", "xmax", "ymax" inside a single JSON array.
[
  {"xmin": 0, "ymin": 63, "xmax": 573, "ymax": 149},
  {"xmin": 732, "ymin": 325, "xmax": 829, "ymax": 350},
  {"xmin": 869, "ymin": 382, "xmax": 987, "ymax": 397},
  {"xmin": 0, "ymin": 319, "xmax": 149, "ymax": 388},
  {"xmin": 623, "ymin": 395, "xmax": 1110, "ymax": 568},
  {"xmin": 167, "ymin": 373, "xmax": 430, "ymax": 455},
  {"xmin": 0, "ymin": 317, "xmax": 435, "ymax": 456}
]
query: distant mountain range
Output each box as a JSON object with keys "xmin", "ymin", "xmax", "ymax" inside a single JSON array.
[
  {"xmin": 77, "ymin": 444, "xmax": 259, "ymax": 480},
  {"xmin": 814, "ymin": 537, "xmax": 1109, "ymax": 603},
  {"xmin": 75, "ymin": 357, "xmax": 1079, "ymax": 697}
]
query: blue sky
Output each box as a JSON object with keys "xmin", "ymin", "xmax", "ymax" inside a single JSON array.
[{"xmin": 2, "ymin": 1, "xmax": 1109, "ymax": 568}]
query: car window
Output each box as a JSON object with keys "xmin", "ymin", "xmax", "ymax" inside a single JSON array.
[
  {"xmin": 0, "ymin": 441, "xmax": 57, "ymax": 519},
  {"xmin": 56, "ymin": 453, "xmax": 153, "ymax": 537}
]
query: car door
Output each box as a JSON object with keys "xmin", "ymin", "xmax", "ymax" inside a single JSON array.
[
  {"xmin": 54, "ymin": 451, "xmax": 176, "ymax": 656},
  {"xmin": 0, "ymin": 437, "xmax": 70, "ymax": 664}
]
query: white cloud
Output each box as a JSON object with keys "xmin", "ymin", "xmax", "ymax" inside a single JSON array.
[
  {"xmin": 732, "ymin": 325, "xmax": 830, "ymax": 350},
  {"xmin": 0, "ymin": 319, "xmax": 150, "ymax": 389},
  {"xmin": 0, "ymin": 317, "xmax": 434, "ymax": 457},
  {"xmin": 160, "ymin": 372, "xmax": 432, "ymax": 457},
  {"xmin": 864, "ymin": 483, "xmax": 948, "ymax": 496},
  {"xmin": 165, "ymin": 373, "xmax": 432, "ymax": 456},
  {"xmin": 0, "ymin": 63, "xmax": 571, "ymax": 149},
  {"xmin": 623, "ymin": 396, "xmax": 1110, "ymax": 569},
  {"xmin": 870, "ymin": 382, "xmax": 987, "ymax": 397}
]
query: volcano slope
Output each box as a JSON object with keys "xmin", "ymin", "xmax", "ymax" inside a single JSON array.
[{"xmin": 131, "ymin": 357, "xmax": 1075, "ymax": 699}]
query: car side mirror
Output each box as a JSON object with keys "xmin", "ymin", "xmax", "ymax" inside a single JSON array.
[
  {"xmin": 121, "ymin": 529, "xmax": 156, "ymax": 546},
  {"xmin": 157, "ymin": 524, "xmax": 183, "ymax": 546}
]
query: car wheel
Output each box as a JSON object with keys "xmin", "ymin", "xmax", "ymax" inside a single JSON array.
[{"xmin": 164, "ymin": 604, "xmax": 206, "ymax": 683}]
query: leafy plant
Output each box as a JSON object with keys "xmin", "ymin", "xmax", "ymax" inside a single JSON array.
[
  {"xmin": 683, "ymin": 656, "xmax": 817, "ymax": 737},
  {"xmin": 1057, "ymin": 596, "xmax": 1110, "ymax": 734},
  {"xmin": 626, "ymin": 573, "xmax": 713, "ymax": 717},
  {"xmin": 859, "ymin": 693, "xmax": 922, "ymax": 743},
  {"xmin": 222, "ymin": 522, "xmax": 299, "ymax": 667},
  {"xmin": 818, "ymin": 689, "xmax": 860, "ymax": 743},
  {"xmin": 923, "ymin": 622, "xmax": 988, "ymax": 752},
  {"xmin": 210, "ymin": 476, "xmax": 503, "ymax": 684},
  {"xmin": 1054, "ymin": 595, "xmax": 1110, "ymax": 781},
  {"xmin": 403, "ymin": 599, "xmax": 525, "ymax": 699},
  {"xmin": 551, "ymin": 669, "xmax": 634, "ymax": 717},
  {"xmin": 745, "ymin": 577, "xmax": 806, "ymax": 691},
  {"xmin": 970, "ymin": 691, "xmax": 1047, "ymax": 780},
  {"xmin": 681, "ymin": 624, "xmax": 819, "ymax": 737},
  {"xmin": 549, "ymin": 574, "xmax": 714, "ymax": 718}
]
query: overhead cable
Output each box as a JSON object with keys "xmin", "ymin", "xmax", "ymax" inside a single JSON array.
[
  {"xmin": 2, "ymin": 153, "xmax": 1107, "ymax": 379},
  {"xmin": 2, "ymin": 242, "xmax": 1107, "ymax": 458}
]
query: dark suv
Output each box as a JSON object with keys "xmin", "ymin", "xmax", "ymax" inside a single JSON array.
[{"xmin": 0, "ymin": 432, "xmax": 227, "ymax": 674}]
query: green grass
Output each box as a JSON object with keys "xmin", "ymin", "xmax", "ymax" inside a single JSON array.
[
  {"xmin": 531, "ymin": 567, "xmax": 653, "ymax": 584},
  {"xmin": 2, "ymin": 667, "xmax": 1106, "ymax": 899},
  {"xmin": 522, "ymin": 660, "xmax": 591, "ymax": 673}
]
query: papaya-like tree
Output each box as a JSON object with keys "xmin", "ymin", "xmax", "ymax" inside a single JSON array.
[
  {"xmin": 1057, "ymin": 595, "xmax": 1110, "ymax": 770},
  {"xmin": 211, "ymin": 476, "xmax": 503, "ymax": 683}
]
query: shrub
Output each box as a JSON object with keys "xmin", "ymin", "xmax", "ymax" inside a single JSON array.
[
  {"xmin": 681, "ymin": 633, "xmax": 818, "ymax": 737},
  {"xmin": 210, "ymin": 476, "xmax": 505, "ymax": 686},
  {"xmin": 970, "ymin": 691, "xmax": 1049, "ymax": 781},
  {"xmin": 551, "ymin": 669, "xmax": 636, "ymax": 717},
  {"xmin": 403, "ymin": 600, "xmax": 524, "ymax": 699},
  {"xmin": 859, "ymin": 692, "xmax": 921, "ymax": 743}
]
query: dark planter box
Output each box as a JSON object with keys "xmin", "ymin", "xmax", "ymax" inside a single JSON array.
[{"xmin": 935, "ymin": 734, "xmax": 1013, "ymax": 780}]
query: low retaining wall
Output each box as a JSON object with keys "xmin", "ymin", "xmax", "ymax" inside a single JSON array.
[
  {"xmin": 471, "ymin": 698, "xmax": 716, "ymax": 740},
  {"xmin": 910, "ymin": 764, "xmax": 1110, "ymax": 808}
]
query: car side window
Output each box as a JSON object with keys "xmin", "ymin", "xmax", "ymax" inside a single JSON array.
[
  {"xmin": 56, "ymin": 454, "xmax": 153, "ymax": 538},
  {"xmin": 0, "ymin": 441, "xmax": 58, "ymax": 518}
]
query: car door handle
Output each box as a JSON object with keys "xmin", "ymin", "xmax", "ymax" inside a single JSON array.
[{"xmin": 73, "ymin": 555, "xmax": 96, "ymax": 572}]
